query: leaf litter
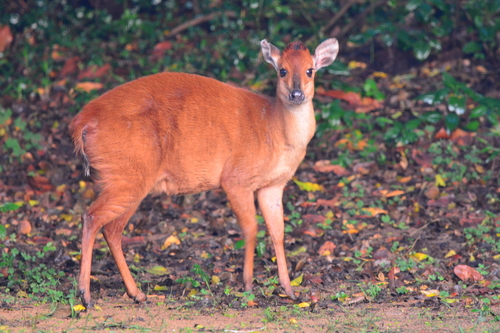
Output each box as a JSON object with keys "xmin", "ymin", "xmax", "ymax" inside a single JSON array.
[{"xmin": 1, "ymin": 24, "xmax": 500, "ymax": 333}]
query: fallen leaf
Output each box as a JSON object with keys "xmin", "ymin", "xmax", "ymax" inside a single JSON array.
[
  {"xmin": 75, "ymin": 82, "xmax": 104, "ymax": 92},
  {"xmin": 363, "ymin": 207, "xmax": 388, "ymax": 216},
  {"xmin": 445, "ymin": 250, "xmax": 457, "ymax": 258},
  {"xmin": 78, "ymin": 64, "xmax": 111, "ymax": 80},
  {"xmin": 435, "ymin": 174, "xmax": 446, "ymax": 187},
  {"xmin": 411, "ymin": 253, "xmax": 429, "ymax": 261},
  {"xmin": 59, "ymin": 56, "xmax": 81, "ymax": 77},
  {"xmin": 421, "ymin": 289, "xmax": 440, "ymax": 297},
  {"xmin": 152, "ymin": 41, "xmax": 173, "ymax": 59},
  {"xmin": 313, "ymin": 160, "xmax": 350, "ymax": 175},
  {"xmin": 297, "ymin": 302, "xmax": 310, "ymax": 308},
  {"xmin": 290, "ymin": 274, "xmax": 303, "ymax": 286},
  {"xmin": 424, "ymin": 185, "xmax": 440, "ymax": 199},
  {"xmin": 293, "ymin": 179, "xmax": 324, "ymax": 192},
  {"xmin": 315, "ymin": 197, "xmax": 339, "ymax": 208},
  {"xmin": 384, "ymin": 190, "xmax": 405, "ymax": 197},
  {"xmin": 17, "ymin": 220, "xmax": 32, "ymax": 235},
  {"xmin": 434, "ymin": 127, "xmax": 450, "ymax": 139},
  {"xmin": 398, "ymin": 176, "xmax": 412, "ymax": 183},
  {"xmin": 316, "ymin": 88, "xmax": 383, "ymax": 113},
  {"xmin": 352, "ymin": 161, "xmax": 375, "ymax": 175},
  {"xmin": 317, "ymin": 241, "xmax": 336, "ymax": 256},
  {"xmin": 73, "ymin": 304, "xmax": 86, "ymax": 312},
  {"xmin": 0, "ymin": 25, "xmax": 13, "ymax": 52},
  {"xmin": 27, "ymin": 176, "xmax": 55, "ymax": 192},
  {"xmin": 454, "ymin": 264, "xmax": 483, "ymax": 282},
  {"xmin": 146, "ymin": 265, "xmax": 170, "ymax": 275},
  {"xmin": 347, "ymin": 61, "xmax": 367, "ymax": 69},
  {"xmin": 162, "ymin": 235, "xmax": 181, "ymax": 249},
  {"xmin": 450, "ymin": 128, "xmax": 475, "ymax": 146},
  {"xmin": 411, "ymin": 149, "xmax": 433, "ymax": 168}
]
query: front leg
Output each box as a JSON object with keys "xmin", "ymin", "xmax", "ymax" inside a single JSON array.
[
  {"xmin": 257, "ymin": 184, "xmax": 294, "ymax": 298},
  {"xmin": 223, "ymin": 187, "xmax": 258, "ymax": 293}
]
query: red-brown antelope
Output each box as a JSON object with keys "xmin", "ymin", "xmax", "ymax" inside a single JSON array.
[{"xmin": 70, "ymin": 38, "xmax": 339, "ymax": 307}]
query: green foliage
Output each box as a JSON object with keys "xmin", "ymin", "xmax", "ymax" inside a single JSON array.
[
  {"xmin": 0, "ymin": 242, "xmax": 75, "ymax": 304},
  {"xmin": 350, "ymin": 0, "xmax": 499, "ymax": 61},
  {"xmin": 416, "ymin": 73, "xmax": 500, "ymax": 133}
]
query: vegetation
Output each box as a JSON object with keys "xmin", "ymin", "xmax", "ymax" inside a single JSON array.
[{"xmin": 0, "ymin": 0, "xmax": 499, "ymax": 331}]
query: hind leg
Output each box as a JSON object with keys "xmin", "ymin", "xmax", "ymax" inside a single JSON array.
[
  {"xmin": 102, "ymin": 204, "xmax": 147, "ymax": 303},
  {"xmin": 78, "ymin": 189, "xmax": 147, "ymax": 308}
]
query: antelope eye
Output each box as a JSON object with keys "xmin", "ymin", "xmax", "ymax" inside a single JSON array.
[
  {"xmin": 306, "ymin": 68, "xmax": 313, "ymax": 77},
  {"xmin": 279, "ymin": 68, "xmax": 287, "ymax": 77}
]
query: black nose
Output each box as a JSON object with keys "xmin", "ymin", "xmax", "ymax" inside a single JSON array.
[{"xmin": 289, "ymin": 90, "xmax": 305, "ymax": 103}]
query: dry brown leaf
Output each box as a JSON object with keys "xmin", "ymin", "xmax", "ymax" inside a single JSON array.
[
  {"xmin": 383, "ymin": 190, "xmax": 405, "ymax": 197},
  {"xmin": 152, "ymin": 41, "xmax": 173, "ymax": 59},
  {"xmin": 27, "ymin": 176, "xmax": 55, "ymax": 192},
  {"xmin": 434, "ymin": 127, "xmax": 450, "ymax": 139},
  {"xmin": 424, "ymin": 186, "xmax": 440, "ymax": 200},
  {"xmin": 313, "ymin": 160, "xmax": 350, "ymax": 175},
  {"xmin": 411, "ymin": 149, "xmax": 433, "ymax": 168},
  {"xmin": 315, "ymin": 197, "xmax": 340, "ymax": 208},
  {"xmin": 316, "ymin": 89, "xmax": 383, "ymax": 113},
  {"xmin": 59, "ymin": 56, "xmax": 81, "ymax": 77},
  {"xmin": 0, "ymin": 25, "xmax": 13, "ymax": 52},
  {"xmin": 450, "ymin": 128, "xmax": 475, "ymax": 146},
  {"xmin": 454, "ymin": 264, "xmax": 483, "ymax": 282},
  {"xmin": 363, "ymin": 207, "xmax": 388, "ymax": 216},
  {"xmin": 317, "ymin": 241, "xmax": 336, "ymax": 256},
  {"xmin": 78, "ymin": 64, "xmax": 111, "ymax": 80},
  {"xmin": 75, "ymin": 82, "xmax": 104, "ymax": 92},
  {"xmin": 17, "ymin": 220, "xmax": 32, "ymax": 235},
  {"xmin": 398, "ymin": 176, "xmax": 412, "ymax": 183},
  {"xmin": 353, "ymin": 161, "xmax": 375, "ymax": 175}
]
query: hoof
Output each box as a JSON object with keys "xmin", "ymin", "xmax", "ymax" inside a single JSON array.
[
  {"xmin": 133, "ymin": 292, "xmax": 147, "ymax": 303},
  {"xmin": 78, "ymin": 289, "xmax": 93, "ymax": 309}
]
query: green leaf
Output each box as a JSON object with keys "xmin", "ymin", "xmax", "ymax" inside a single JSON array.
[
  {"xmin": 442, "ymin": 72, "xmax": 457, "ymax": 88},
  {"xmin": 234, "ymin": 239, "xmax": 245, "ymax": 250},
  {"xmin": 464, "ymin": 120, "xmax": 480, "ymax": 131},
  {"xmin": 470, "ymin": 105, "xmax": 488, "ymax": 118},
  {"xmin": 413, "ymin": 41, "xmax": 431, "ymax": 60},
  {"xmin": 256, "ymin": 241, "xmax": 266, "ymax": 258},
  {"xmin": 384, "ymin": 123, "xmax": 402, "ymax": 141},
  {"xmin": 406, "ymin": 0, "xmax": 422, "ymax": 11},
  {"xmin": 420, "ymin": 111, "xmax": 442, "ymax": 124},
  {"xmin": 405, "ymin": 119, "xmax": 422, "ymax": 131},
  {"xmin": 463, "ymin": 41, "xmax": 482, "ymax": 54},
  {"xmin": 416, "ymin": 89, "xmax": 448, "ymax": 105},
  {"xmin": 0, "ymin": 202, "xmax": 21, "ymax": 212},
  {"xmin": 448, "ymin": 95, "xmax": 466, "ymax": 115},
  {"xmin": 0, "ymin": 224, "xmax": 6, "ymax": 239},
  {"xmin": 445, "ymin": 113, "xmax": 460, "ymax": 132}
]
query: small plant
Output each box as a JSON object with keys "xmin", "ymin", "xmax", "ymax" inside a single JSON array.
[
  {"xmin": 396, "ymin": 286, "xmax": 409, "ymax": 294},
  {"xmin": 359, "ymin": 283, "xmax": 382, "ymax": 301},
  {"xmin": 175, "ymin": 263, "xmax": 214, "ymax": 299},
  {"xmin": 240, "ymin": 291, "xmax": 256, "ymax": 307},
  {"xmin": 0, "ymin": 242, "xmax": 75, "ymax": 304}
]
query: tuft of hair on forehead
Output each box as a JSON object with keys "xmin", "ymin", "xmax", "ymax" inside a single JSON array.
[{"xmin": 283, "ymin": 41, "xmax": 309, "ymax": 54}]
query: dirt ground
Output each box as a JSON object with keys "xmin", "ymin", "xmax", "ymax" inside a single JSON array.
[{"xmin": 1, "ymin": 295, "xmax": 499, "ymax": 332}]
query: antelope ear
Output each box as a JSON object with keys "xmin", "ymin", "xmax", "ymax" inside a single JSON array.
[
  {"xmin": 261, "ymin": 40, "xmax": 281, "ymax": 71},
  {"xmin": 314, "ymin": 38, "xmax": 339, "ymax": 70}
]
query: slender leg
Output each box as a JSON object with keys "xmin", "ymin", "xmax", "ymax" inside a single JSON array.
[
  {"xmin": 224, "ymin": 187, "xmax": 258, "ymax": 293},
  {"xmin": 257, "ymin": 184, "xmax": 294, "ymax": 298},
  {"xmin": 78, "ymin": 190, "xmax": 146, "ymax": 308},
  {"xmin": 102, "ymin": 204, "xmax": 147, "ymax": 303}
]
